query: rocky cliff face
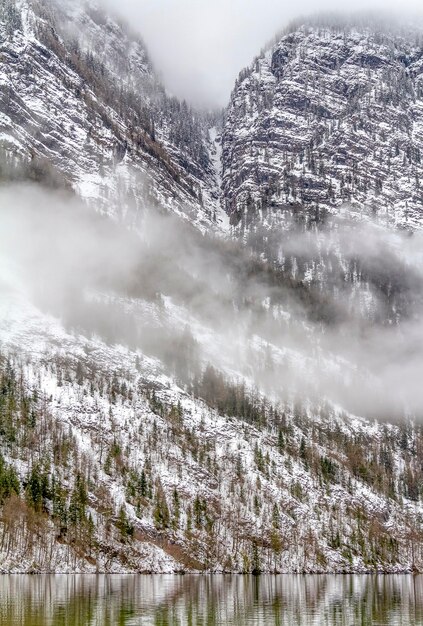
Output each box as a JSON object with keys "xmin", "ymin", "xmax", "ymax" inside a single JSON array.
[
  {"xmin": 0, "ymin": 0, "xmax": 223, "ymax": 229},
  {"xmin": 222, "ymin": 16, "xmax": 423, "ymax": 231}
]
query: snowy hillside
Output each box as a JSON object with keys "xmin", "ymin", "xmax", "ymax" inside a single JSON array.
[
  {"xmin": 0, "ymin": 186, "xmax": 422, "ymax": 573},
  {"xmin": 0, "ymin": 3, "xmax": 422, "ymax": 574},
  {"xmin": 1, "ymin": 284, "xmax": 422, "ymax": 574}
]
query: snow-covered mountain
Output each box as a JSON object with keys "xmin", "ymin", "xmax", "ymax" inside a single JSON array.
[
  {"xmin": 223, "ymin": 15, "xmax": 423, "ymax": 231},
  {"xmin": 0, "ymin": 2, "xmax": 423, "ymax": 574},
  {"xmin": 0, "ymin": 0, "xmax": 223, "ymax": 229}
]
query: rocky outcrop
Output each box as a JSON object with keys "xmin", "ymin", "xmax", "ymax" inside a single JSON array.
[{"xmin": 222, "ymin": 16, "xmax": 423, "ymax": 231}]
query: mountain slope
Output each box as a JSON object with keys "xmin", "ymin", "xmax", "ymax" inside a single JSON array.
[
  {"xmin": 1, "ymin": 263, "xmax": 423, "ymax": 574},
  {"xmin": 222, "ymin": 15, "xmax": 423, "ymax": 231},
  {"xmin": 0, "ymin": 4, "xmax": 423, "ymax": 574},
  {"xmin": 0, "ymin": 0, "xmax": 223, "ymax": 229},
  {"xmin": 0, "ymin": 186, "xmax": 422, "ymax": 574}
]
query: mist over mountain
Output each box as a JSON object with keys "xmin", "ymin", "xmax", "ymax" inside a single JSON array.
[
  {"xmin": 99, "ymin": 0, "xmax": 423, "ymax": 107},
  {"xmin": 0, "ymin": 0, "xmax": 423, "ymax": 575}
]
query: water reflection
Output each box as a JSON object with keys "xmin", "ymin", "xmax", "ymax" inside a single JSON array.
[{"xmin": 0, "ymin": 575, "xmax": 421, "ymax": 625}]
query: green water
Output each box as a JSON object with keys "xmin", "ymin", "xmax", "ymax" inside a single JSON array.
[{"xmin": 0, "ymin": 575, "xmax": 421, "ymax": 625}]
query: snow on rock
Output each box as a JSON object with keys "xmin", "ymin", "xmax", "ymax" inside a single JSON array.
[{"xmin": 223, "ymin": 16, "xmax": 423, "ymax": 231}]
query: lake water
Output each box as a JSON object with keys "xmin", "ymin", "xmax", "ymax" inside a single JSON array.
[{"xmin": 0, "ymin": 575, "xmax": 421, "ymax": 625}]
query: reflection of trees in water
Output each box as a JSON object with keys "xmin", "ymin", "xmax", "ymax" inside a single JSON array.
[{"xmin": 0, "ymin": 575, "xmax": 421, "ymax": 625}]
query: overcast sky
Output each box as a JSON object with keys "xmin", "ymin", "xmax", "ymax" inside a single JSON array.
[{"xmin": 102, "ymin": 0, "xmax": 423, "ymax": 108}]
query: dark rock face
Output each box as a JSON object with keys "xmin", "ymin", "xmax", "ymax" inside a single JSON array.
[{"xmin": 222, "ymin": 19, "xmax": 423, "ymax": 231}]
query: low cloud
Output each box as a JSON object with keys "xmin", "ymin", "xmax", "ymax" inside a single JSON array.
[
  {"xmin": 97, "ymin": 0, "xmax": 423, "ymax": 107},
  {"xmin": 1, "ymin": 183, "xmax": 423, "ymax": 421}
]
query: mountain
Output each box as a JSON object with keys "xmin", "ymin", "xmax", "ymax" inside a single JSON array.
[
  {"xmin": 0, "ymin": 2, "xmax": 423, "ymax": 574},
  {"xmin": 0, "ymin": 0, "xmax": 223, "ymax": 229},
  {"xmin": 223, "ymin": 15, "xmax": 423, "ymax": 232}
]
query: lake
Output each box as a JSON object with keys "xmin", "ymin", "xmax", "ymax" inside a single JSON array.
[{"xmin": 0, "ymin": 575, "xmax": 421, "ymax": 625}]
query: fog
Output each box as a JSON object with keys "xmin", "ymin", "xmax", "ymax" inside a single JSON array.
[
  {"xmin": 1, "ymin": 184, "xmax": 423, "ymax": 421},
  {"xmin": 99, "ymin": 0, "xmax": 423, "ymax": 107}
]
